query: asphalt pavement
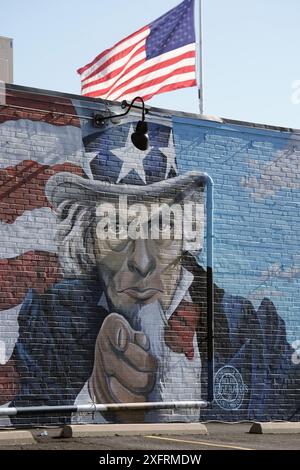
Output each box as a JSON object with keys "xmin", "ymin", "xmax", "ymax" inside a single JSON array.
[{"xmin": 0, "ymin": 423, "xmax": 299, "ymax": 450}]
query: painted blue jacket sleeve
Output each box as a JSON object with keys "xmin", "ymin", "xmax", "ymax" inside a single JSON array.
[
  {"xmin": 201, "ymin": 293, "xmax": 299, "ymax": 421},
  {"xmin": 12, "ymin": 280, "xmax": 106, "ymax": 409}
]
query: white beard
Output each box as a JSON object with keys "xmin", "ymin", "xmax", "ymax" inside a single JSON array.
[{"xmin": 131, "ymin": 300, "xmax": 202, "ymax": 423}]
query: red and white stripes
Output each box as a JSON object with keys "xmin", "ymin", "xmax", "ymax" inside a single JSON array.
[{"xmin": 78, "ymin": 27, "xmax": 196, "ymax": 102}]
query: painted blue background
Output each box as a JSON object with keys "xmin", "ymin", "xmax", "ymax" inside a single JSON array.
[{"xmin": 173, "ymin": 116, "xmax": 300, "ymax": 344}]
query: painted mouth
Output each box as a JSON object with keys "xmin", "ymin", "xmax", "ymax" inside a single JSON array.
[{"xmin": 118, "ymin": 287, "xmax": 163, "ymax": 301}]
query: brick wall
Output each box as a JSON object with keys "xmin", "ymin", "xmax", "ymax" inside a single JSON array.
[{"xmin": 0, "ymin": 84, "xmax": 299, "ymax": 425}]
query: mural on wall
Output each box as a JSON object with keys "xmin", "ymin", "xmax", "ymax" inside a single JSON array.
[{"xmin": 0, "ymin": 87, "xmax": 299, "ymax": 425}]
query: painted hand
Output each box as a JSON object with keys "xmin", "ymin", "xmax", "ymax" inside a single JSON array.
[{"xmin": 88, "ymin": 313, "xmax": 157, "ymax": 422}]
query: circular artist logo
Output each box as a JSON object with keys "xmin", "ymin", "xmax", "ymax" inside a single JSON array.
[{"xmin": 214, "ymin": 366, "xmax": 247, "ymax": 410}]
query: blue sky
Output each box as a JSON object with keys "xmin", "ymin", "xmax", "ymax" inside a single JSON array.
[{"xmin": 1, "ymin": 0, "xmax": 300, "ymax": 128}]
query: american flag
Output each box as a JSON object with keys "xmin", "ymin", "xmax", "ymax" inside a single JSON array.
[
  {"xmin": 0, "ymin": 88, "xmax": 86, "ymax": 370},
  {"xmin": 78, "ymin": 0, "xmax": 196, "ymax": 102}
]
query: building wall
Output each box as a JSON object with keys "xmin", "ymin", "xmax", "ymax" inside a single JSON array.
[
  {"xmin": 0, "ymin": 84, "xmax": 299, "ymax": 425},
  {"xmin": 0, "ymin": 37, "xmax": 13, "ymax": 83}
]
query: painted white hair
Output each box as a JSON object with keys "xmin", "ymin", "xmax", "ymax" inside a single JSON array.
[{"xmin": 56, "ymin": 199, "xmax": 97, "ymax": 277}]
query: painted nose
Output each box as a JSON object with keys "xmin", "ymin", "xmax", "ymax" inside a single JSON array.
[{"xmin": 128, "ymin": 240, "xmax": 156, "ymax": 278}]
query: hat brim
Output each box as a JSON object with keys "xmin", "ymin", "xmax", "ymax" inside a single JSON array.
[{"xmin": 46, "ymin": 171, "xmax": 207, "ymax": 208}]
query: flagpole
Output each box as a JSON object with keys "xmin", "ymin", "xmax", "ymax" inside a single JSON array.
[{"xmin": 197, "ymin": 0, "xmax": 204, "ymax": 115}]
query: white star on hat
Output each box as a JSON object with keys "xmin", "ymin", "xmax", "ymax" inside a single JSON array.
[
  {"xmin": 111, "ymin": 125, "xmax": 152, "ymax": 184},
  {"xmin": 83, "ymin": 151, "xmax": 99, "ymax": 179},
  {"xmin": 159, "ymin": 130, "xmax": 178, "ymax": 178}
]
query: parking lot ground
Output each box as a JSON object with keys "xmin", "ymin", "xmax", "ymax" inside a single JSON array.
[{"xmin": 0, "ymin": 423, "xmax": 299, "ymax": 450}]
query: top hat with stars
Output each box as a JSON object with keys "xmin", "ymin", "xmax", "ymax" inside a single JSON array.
[{"xmin": 46, "ymin": 120, "xmax": 206, "ymax": 208}]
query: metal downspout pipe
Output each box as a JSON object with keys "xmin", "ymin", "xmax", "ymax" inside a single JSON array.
[{"xmin": 204, "ymin": 173, "xmax": 214, "ymax": 403}]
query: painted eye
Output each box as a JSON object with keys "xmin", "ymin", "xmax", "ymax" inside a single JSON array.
[
  {"xmin": 158, "ymin": 215, "xmax": 175, "ymax": 233},
  {"xmin": 114, "ymin": 221, "xmax": 121, "ymax": 235},
  {"xmin": 107, "ymin": 223, "xmax": 129, "ymax": 250},
  {"xmin": 115, "ymin": 216, "xmax": 129, "ymax": 237}
]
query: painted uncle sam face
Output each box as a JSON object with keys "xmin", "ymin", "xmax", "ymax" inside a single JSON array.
[
  {"xmin": 93, "ymin": 176, "xmax": 204, "ymax": 314},
  {"xmin": 94, "ymin": 195, "xmax": 184, "ymax": 312},
  {"xmin": 48, "ymin": 121, "xmax": 204, "ymax": 313}
]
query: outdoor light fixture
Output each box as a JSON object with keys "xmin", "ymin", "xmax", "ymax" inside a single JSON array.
[{"xmin": 93, "ymin": 96, "xmax": 149, "ymax": 151}]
